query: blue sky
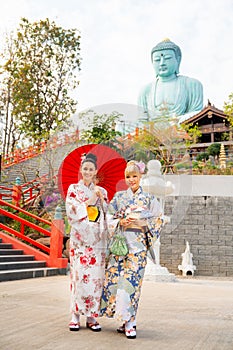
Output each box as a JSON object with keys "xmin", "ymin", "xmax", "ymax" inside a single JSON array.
[{"xmin": 1, "ymin": 0, "xmax": 233, "ymax": 124}]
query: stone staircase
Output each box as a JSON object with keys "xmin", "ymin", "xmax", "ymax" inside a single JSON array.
[
  {"xmin": 1, "ymin": 142, "xmax": 78, "ymax": 186},
  {"xmin": 0, "ymin": 237, "xmax": 64, "ymax": 282}
]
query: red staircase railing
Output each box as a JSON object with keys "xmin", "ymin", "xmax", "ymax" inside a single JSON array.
[
  {"xmin": 0, "ymin": 174, "xmax": 58, "ymax": 206},
  {"xmin": 0, "ymin": 199, "xmax": 68, "ymax": 269},
  {"xmin": 2, "ymin": 130, "xmax": 79, "ymax": 169},
  {"xmin": 0, "ymin": 132, "xmax": 76, "ymax": 270},
  {"xmin": 0, "ymin": 185, "xmax": 13, "ymax": 200}
]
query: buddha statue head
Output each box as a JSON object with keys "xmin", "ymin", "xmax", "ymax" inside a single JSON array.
[{"xmin": 151, "ymin": 39, "xmax": 182, "ymax": 76}]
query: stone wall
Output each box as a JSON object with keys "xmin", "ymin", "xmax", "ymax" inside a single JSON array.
[{"xmin": 160, "ymin": 196, "xmax": 233, "ymax": 277}]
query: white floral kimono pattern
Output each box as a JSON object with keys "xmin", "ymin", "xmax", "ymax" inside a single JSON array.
[{"xmin": 66, "ymin": 180, "xmax": 108, "ymax": 317}]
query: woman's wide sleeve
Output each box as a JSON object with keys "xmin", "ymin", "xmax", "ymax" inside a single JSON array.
[
  {"xmin": 106, "ymin": 193, "xmax": 122, "ymax": 237},
  {"xmin": 146, "ymin": 196, "xmax": 164, "ymax": 238},
  {"xmin": 100, "ymin": 187, "xmax": 108, "ymax": 214},
  {"xmin": 65, "ymin": 184, "xmax": 88, "ymax": 225}
]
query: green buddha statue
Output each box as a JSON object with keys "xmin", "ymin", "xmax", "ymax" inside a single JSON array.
[{"xmin": 138, "ymin": 39, "xmax": 203, "ymax": 123}]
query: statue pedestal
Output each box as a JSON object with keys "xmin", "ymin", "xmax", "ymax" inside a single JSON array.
[
  {"xmin": 144, "ymin": 238, "xmax": 176, "ymax": 282},
  {"xmin": 145, "ymin": 259, "xmax": 176, "ymax": 282}
]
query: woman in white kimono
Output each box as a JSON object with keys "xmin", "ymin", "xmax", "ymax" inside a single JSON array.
[
  {"xmin": 66, "ymin": 153, "xmax": 108, "ymax": 332},
  {"xmin": 100, "ymin": 160, "xmax": 163, "ymax": 339}
]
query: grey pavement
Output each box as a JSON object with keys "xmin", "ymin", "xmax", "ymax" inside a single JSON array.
[{"xmin": 1, "ymin": 275, "xmax": 233, "ymax": 350}]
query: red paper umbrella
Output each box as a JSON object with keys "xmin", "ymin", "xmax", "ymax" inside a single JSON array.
[{"xmin": 58, "ymin": 144, "xmax": 127, "ymax": 200}]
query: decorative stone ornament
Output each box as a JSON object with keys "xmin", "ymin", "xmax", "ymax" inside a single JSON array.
[{"xmin": 178, "ymin": 241, "xmax": 196, "ymax": 276}]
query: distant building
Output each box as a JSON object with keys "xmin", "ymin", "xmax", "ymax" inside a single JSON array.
[{"xmin": 181, "ymin": 100, "xmax": 233, "ymax": 155}]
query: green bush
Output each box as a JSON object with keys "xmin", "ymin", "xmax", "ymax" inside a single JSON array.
[
  {"xmin": 196, "ymin": 152, "xmax": 209, "ymax": 161},
  {"xmin": 207, "ymin": 143, "xmax": 221, "ymax": 157}
]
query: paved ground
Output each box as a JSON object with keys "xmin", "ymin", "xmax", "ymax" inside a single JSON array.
[{"xmin": 0, "ymin": 275, "xmax": 233, "ymax": 350}]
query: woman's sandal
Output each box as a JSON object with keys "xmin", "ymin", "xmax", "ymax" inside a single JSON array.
[
  {"xmin": 86, "ymin": 321, "xmax": 101, "ymax": 332},
  {"xmin": 69, "ymin": 321, "xmax": 80, "ymax": 331},
  {"xmin": 125, "ymin": 328, "xmax": 137, "ymax": 339},
  {"xmin": 117, "ymin": 323, "xmax": 136, "ymax": 333}
]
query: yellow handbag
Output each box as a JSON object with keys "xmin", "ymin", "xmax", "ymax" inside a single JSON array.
[{"xmin": 87, "ymin": 205, "xmax": 100, "ymax": 222}]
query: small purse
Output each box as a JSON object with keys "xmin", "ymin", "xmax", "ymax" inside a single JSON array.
[
  {"xmin": 87, "ymin": 205, "xmax": 100, "ymax": 222},
  {"xmin": 109, "ymin": 225, "xmax": 128, "ymax": 256}
]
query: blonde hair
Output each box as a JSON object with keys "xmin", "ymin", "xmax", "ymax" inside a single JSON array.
[{"xmin": 125, "ymin": 160, "xmax": 141, "ymax": 177}]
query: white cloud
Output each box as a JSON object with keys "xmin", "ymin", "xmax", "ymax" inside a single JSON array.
[{"xmin": 0, "ymin": 0, "xmax": 232, "ymax": 117}]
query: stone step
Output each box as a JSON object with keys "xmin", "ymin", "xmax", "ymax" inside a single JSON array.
[
  {"xmin": 0, "ymin": 249, "xmax": 24, "ymax": 255},
  {"xmin": 0, "ymin": 260, "xmax": 46, "ymax": 270},
  {"xmin": 0, "ymin": 243, "xmax": 13, "ymax": 249},
  {"xmin": 0, "ymin": 267, "xmax": 61, "ymax": 282},
  {"xmin": 0, "ymin": 255, "xmax": 35, "ymax": 262},
  {"xmin": 1, "ymin": 143, "xmax": 77, "ymax": 186},
  {"xmin": 0, "ymin": 237, "xmax": 67, "ymax": 282}
]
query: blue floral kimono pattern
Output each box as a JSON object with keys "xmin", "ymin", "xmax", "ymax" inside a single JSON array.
[{"xmin": 100, "ymin": 186, "xmax": 162, "ymax": 323}]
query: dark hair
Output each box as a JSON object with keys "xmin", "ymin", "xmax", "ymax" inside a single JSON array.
[{"xmin": 81, "ymin": 153, "xmax": 97, "ymax": 169}]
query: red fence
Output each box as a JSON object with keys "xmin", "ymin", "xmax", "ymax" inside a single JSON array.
[
  {"xmin": 2, "ymin": 130, "xmax": 79, "ymax": 169},
  {"xmin": 0, "ymin": 199, "xmax": 67, "ymax": 268},
  {"xmin": 0, "ymin": 173, "xmax": 58, "ymax": 207}
]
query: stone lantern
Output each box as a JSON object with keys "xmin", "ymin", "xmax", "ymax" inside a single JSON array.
[{"xmin": 141, "ymin": 159, "xmax": 176, "ymax": 282}]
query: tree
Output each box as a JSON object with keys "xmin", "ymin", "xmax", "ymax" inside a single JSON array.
[
  {"xmin": 207, "ymin": 143, "xmax": 221, "ymax": 157},
  {"xmin": 224, "ymin": 93, "xmax": 233, "ymax": 126},
  {"xmin": 0, "ymin": 33, "xmax": 22, "ymax": 155},
  {"xmin": 181, "ymin": 123, "xmax": 202, "ymax": 145},
  {"xmin": 79, "ymin": 110, "xmax": 122, "ymax": 148},
  {"xmin": 129, "ymin": 120, "xmax": 185, "ymax": 173},
  {"xmin": 0, "ymin": 17, "xmax": 81, "ymax": 151}
]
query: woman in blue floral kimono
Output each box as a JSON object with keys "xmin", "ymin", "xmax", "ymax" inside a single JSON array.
[
  {"xmin": 66, "ymin": 153, "xmax": 108, "ymax": 332},
  {"xmin": 100, "ymin": 160, "xmax": 163, "ymax": 339}
]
